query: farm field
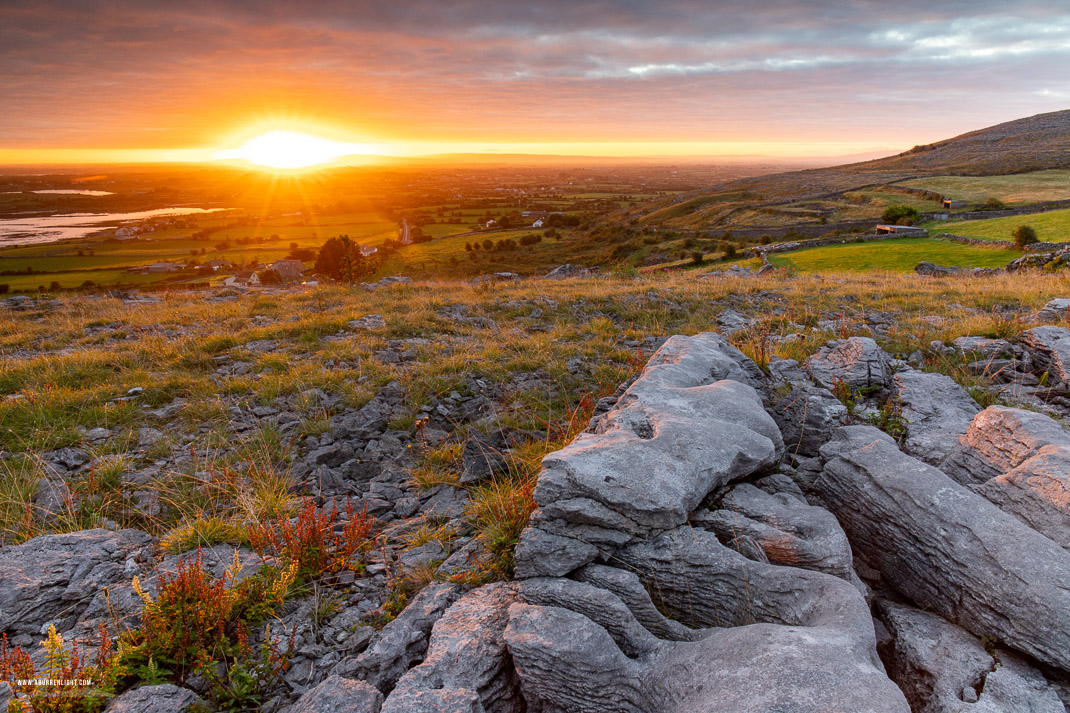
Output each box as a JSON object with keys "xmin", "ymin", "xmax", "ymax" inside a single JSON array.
[
  {"xmin": 373, "ymin": 228, "xmax": 592, "ymax": 279},
  {"xmin": 930, "ymin": 207, "xmax": 1070, "ymax": 243},
  {"xmin": 767, "ymin": 237, "xmax": 1020, "ymax": 273},
  {"xmin": 903, "ymin": 170, "xmax": 1070, "ymax": 206}
]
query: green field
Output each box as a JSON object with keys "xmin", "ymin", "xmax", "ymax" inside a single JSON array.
[
  {"xmin": 767, "ymin": 237, "xmax": 1020, "ymax": 273},
  {"xmin": 903, "ymin": 170, "xmax": 1070, "ymax": 206},
  {"xmin": 374, "ymin": 229, "xmax": 595, "ymax": 279},
  {"xmin": 929, "ymin": 207, "xmax": 1070, "ymax": 243}
]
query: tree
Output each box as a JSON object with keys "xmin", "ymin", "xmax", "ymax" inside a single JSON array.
[
  {"xmin": 482, "ymin": 239, "xmax": 494, "ymax": 251},
  {"xmin": 721, "ymin": 243, "xmax": 736, "ymax": 260},
  {"xmin": 288, "ymin": 247, "xmax": 315, "ymax": 261},
  {"xmin": 314, "ymin": 235, "xmax": 374, "ymax": 283},
  {"xmin": 0, "ymin": 284, "xmax": 8, "ymax": 295},
  {"xmin": 1013, "ymin": 225, "xmax": 1038, "ymax": 249},
  {"xmin": 259, "ymin": 268, "xmax": 283, "ymax": 285},
  {"xmin": 690, "ymin": 251, "xmax": 704, "ymax": 266},
  {"xmin": 881, "ymin": 205, "xmax": 920, "ymax": 225}
]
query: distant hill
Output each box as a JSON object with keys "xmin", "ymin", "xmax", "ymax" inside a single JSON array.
[
  {"xmin": 626, "ymin": 109, "xmax": 1070, "ymax": 229},
  {"xmin": 849, "ymin": 109, "xmax": 1070, "ymax": 176}
]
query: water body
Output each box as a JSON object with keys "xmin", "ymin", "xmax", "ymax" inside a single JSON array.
[
  {"xmin": 0, "ymin": 207, "xmax": 228, "ymax": 247},
  {"xmin": 31, "ymin": 189, "xmax": 116, "ymax": 196}
]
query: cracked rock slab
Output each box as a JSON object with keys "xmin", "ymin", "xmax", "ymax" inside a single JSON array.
[{"xmin": 816, "ymin": 428, "xmax": 1070, "ymax": 672}]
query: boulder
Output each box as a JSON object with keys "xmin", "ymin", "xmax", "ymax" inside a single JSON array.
[
  {"xmin": 382, "ymin": 584, "xmax": 522, "ymax": 713},
  {"xmin": 877, "ymin": 600, "xmax": 1065, "ymax": 713},
  {"xmin": 103, "ymin": 684, "xmax": 204, "ymax": 713},
  {"xmin": 332, "ymin": 582, "xmax": 463, "ymax": 693},
  {"xmin": 816, "ymin": 428, "xmax": 1070, "ymax": 671},
  {"xmin": 803, "ymin": 337, "xmax": 891, "ymax": 392},
  {"xmin": 941, "ymin": 406, "xmax": 1070, "ymax": 485},
  {"xmin": 950, "ymin": 336, "xmax": 1015, "ymax": 359},
  {"xmin": 772, "ymin": 386, "xmax": 849, "ymax": 458},
  {"xmin": 1019, "ymin": 326, "xmax": 1070, "ymax": 384},
  {"xmin": 505, "ymin": 546, "xmax": 909, "ymax": 713},
  {"xmin": 515, "ymin": 333, "xmax": 782, "ymax": 579},
  {"xmin": 890, "ymin": 368, "xmax": 980, "ymax": 465},
  {"xmin": 0, "ymin": 529, "xmax": 156, "ymax": 637},
  {"xmin": 291, "ymin": 675, "xmax": 384, "ymax": 713},
  {"xmin": 975, "ymin": 444, "xmax": 1070, "ymax": 549},
  {"xmin": 1036, "ymin": 298, "xmax": 1070, "ymax": 324}
]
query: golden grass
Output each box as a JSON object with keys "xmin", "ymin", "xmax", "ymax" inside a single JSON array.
[{"xmin": 3, "ymin": 268, "xmax": 1070, "ymax": 548}]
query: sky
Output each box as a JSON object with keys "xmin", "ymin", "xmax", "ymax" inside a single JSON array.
[{"xmin": 2, "ymin": 0, "xmax": 1069, "ymax": 163}]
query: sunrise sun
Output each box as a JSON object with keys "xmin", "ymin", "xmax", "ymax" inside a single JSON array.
[{"xmin": 216, "ymin": 130, "xmax": 365, "ymax": 169}]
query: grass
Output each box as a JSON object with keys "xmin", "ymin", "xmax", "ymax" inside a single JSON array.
[
  {"xmin": 4, "ymin": 267, "xmax": 1070, "ymax": 559},
  {"xmin": 904, "ymin": 170, "xmax": 1070, "ymax": 206},
  {"xmin": 928, "ymin": 207, "xmax": 1070, "ymax": 243},
  {"xmin": 767, "ymin": 237, "xmax": 1020, "ymax": 273}
]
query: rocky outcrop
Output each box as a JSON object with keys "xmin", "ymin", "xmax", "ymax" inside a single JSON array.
[
  {"xmin": 103, "ymin": 684, "xmax": 205, "ymax": 713},
  {"xmin": 877, "ymin": 601, "xmax": 1066, "ymax": 713},
  {"xmin": 890, "ymin": 368, "xmax": 980, "ymax": 465},
  {"xmin": 1036, "ymin": 298, "xmax": 1070, "ymax": 324},
  {"xmin": 1019, "ymin": 326, "xmax": 1070, "ymax": 384},
  {"xmin": 514, "ymin": 332, "xmax": 783, "ymax": 578},
  {"xmin": 0, "ymin": 529, "xmax": 155, "ymax": 638},
  {"xmin": 975, "ymin": 445, "xmax": 1070, "ymax": 550},
  {"xmin": 803, "ymin": 336, "xmax": 891, "ymax": 392},
  {"xmin": 941, "ymin": 405, "xmax": 1070, "ymax": 485},
  {"xmin": 332, "ymin": 582, "xmax": 463, "ymax": 693},
  {"xmin": 501, "ymin": 333, "xmax": 909, "ymax": 712},
  {"xmin": 772, "ymin": 386, "xmax": 848, "ymax": 457},
  {"xmin": 691, "ymin": 482, "xmax": 855, "ymax": 581},
  {"xmin": 291, "ymin": 676, "xmax": 384, "ymax": 713},
  {"xmin": 816, "ymin": 428, "xmax": 1070, "ymax": 671},
  {"xmin": 382, "ymin": 584, "xmax": 522, "ymax": 713}
]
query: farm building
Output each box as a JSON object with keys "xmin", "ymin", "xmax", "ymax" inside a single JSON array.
[
  {"xmin": 875, "ymin": 225, "xmax": 929, "ymax": 236},
  {"xmin": 269, "ymin": 259, "xmax": 305, "ymax": 280},
  {"xmin": 943, "ymin": 199, "xmax": 967, "ymax": 209}
]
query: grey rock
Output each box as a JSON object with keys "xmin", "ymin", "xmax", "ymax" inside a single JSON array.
[
  {"xmin": 951, "ymin": 336, "xmax": 1015, "ymax": 359},
  {"xmin": 878, "ymin": 600, "xmax": 1065, "ymax": 713},
  {"xmin": 1020, "ymin": 326, "xmax": 1070, "ymax": 383},
  {"xmin": 773, "ymin": 386, "xmax": 849, "ymax": 457},
  {"xmin": 515, "ymin": 333, "xmax": 782, "ymax": 578},
  {"xmin": 50, "ymin": 446, "xmax": 90, "ymax": 470},
  {"xmin": 420, "ymin": 486, "xmax": 470, "ymax": 520},
  {"xmin": 941, "ymin": 406, "xmax": 1070, "ymax": 485},
  {"xmin": 1036, "ymin": 298, "xmax": 1070, "ymax": 324},
  {"xmin": 383, "ymin": 584, "xmax": 521, "ymax": 713},
  {"xmin": 891, "ymin": 368, "xmax": 980, "ymax": 465},
  {"xmin": 505, "ymin": 593, "xmax": 908, "ymax": 713},
  {"xmin": 0, "ymin": 528, "xmax": 156, "ymax": 636},
  {"xmin": 816, "ymin": 428, "xmax": 1070, "ymax": 671},
  {"xmin": 696, "ymin": 482, "xmax": 855, "ymax": 581},
  {"xmin": 459, "ymin": 433, "xmax": 505, "ymax": 484},
  {"xmin": 572, "ymin": 563, "xmax": 706, "ymax": 642},
  {"xmin": 333, "ymin": 582, "xmax": 463, "ymax": 692},
  {"xmin": 715, "ymin": 308, "xmax": 751, "ymax": 336},
  {"xmin": 517, "ymin": 578, "xmax": 660, "ymax": 657},
  {"xmin": 767, "ymin": 357, "xmax": 810, "ymax": 388},
  {"xmin": 975, "ymin": 444, "xmax": 1070, "ymax": 549},
  {"xmin": 103, "ymin": 684, "xmax": 204, "ymax": 713},
  {"xmin": 292, "ymin": 675, "xmax": 384, "ymax": 713},
  {"xmin": 803, "ymin": 336, "xmax": 891, "ymax": 392},
  {"xmin": 349, "ymin": 315, "xmax": 387, "ymax": 331}
]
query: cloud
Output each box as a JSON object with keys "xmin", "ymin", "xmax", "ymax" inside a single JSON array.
[{"xmin": 0, "ymin": 0, "xmax": 1068, "ymax": 153}]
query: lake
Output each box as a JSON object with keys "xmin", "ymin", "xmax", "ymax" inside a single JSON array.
[{"xmin": 0, "ymin": 207, "xmax": 229, "ymax": 247}]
